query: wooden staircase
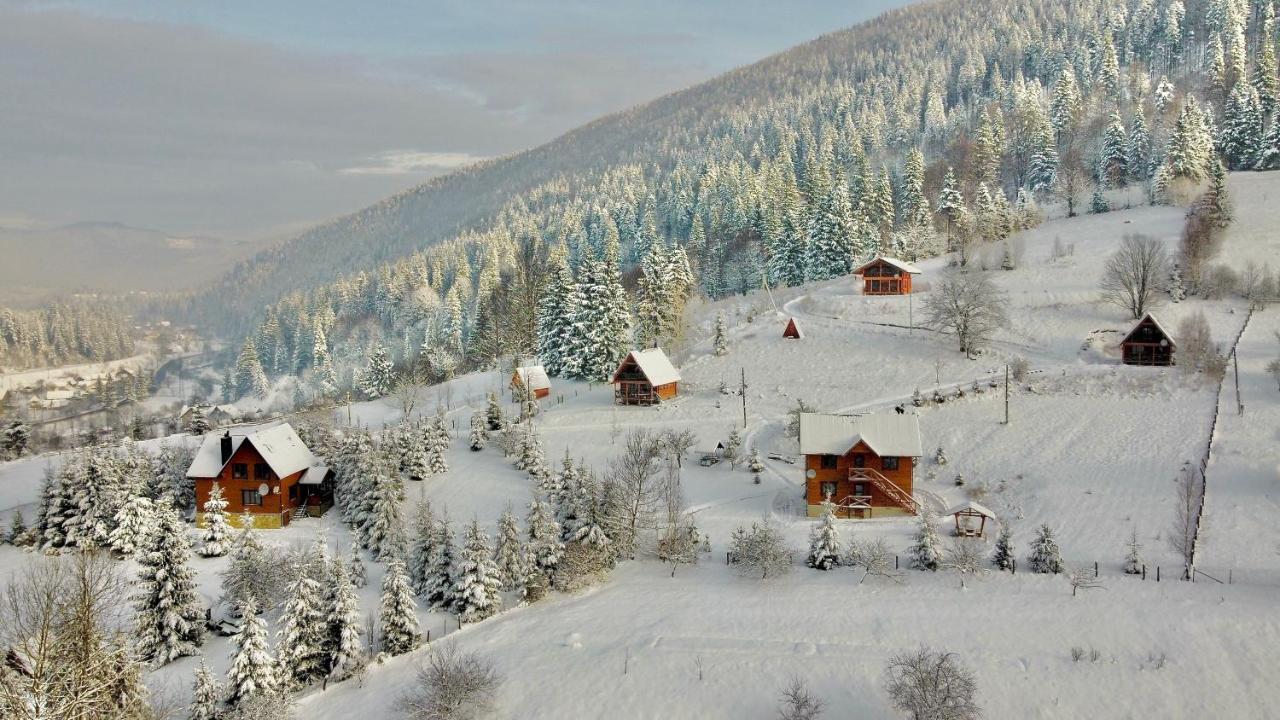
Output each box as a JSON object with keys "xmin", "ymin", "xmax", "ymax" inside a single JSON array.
[{"xmin": 850, "ymin": 468, "xmax": 918, "ymax": 514}]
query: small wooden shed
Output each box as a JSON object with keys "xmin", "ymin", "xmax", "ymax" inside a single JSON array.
[
  {"xmin": 612, "ymin": 348, "xmax": 680, "ymax": 405},
  {"xmin": 1120, "ymin": 313, "xmax": 1175, "ymax": 366},
  {"xmin": 511, "ymin": 365, "xmax": 552, "ymax": 399},
  {"xmin": 854, "ymin": 256, "xmax": 922, "ymax": 295},
  {"xmin": 783, "ymin": 317, "xmax": 803, "ymax": 339},
  {"xmin": 945, "ymin": 500, "xmax": 996, "ymax": 538}
]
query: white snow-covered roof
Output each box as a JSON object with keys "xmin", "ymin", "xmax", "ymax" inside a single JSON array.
[
  {"xmin": 1121, "ymin": 313, "xmax": 1177, "ymax": 347},
  {"xmin": 186, "ymin": 422, "xmax": 318, "ymax": 479},
  {"xmin": 299, "ymin": 464, "xmax": 330, "ymax": 485},
  {"xmin": 45, "ymin": 390, "xmax": 74, "ymax": 400},
  {"xmin": 513, "ymin": 365, "xmax": 551, "ymax": 391},
  {"xmin": 945, "ymin": 500, "xmax": 996, "ymax": 519},
  {"xmin": 854, "ymin": 256, "xmax": 923, "ymax": 275},
  {"xmin": 798, "ymin": 412, "xmax": 923, "ymax": 457},
  {"xmin": 617, "ymin": 348, "xmax": 681, "ymax": 385}
]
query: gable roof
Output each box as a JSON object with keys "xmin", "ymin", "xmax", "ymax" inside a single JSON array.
[
  {"xmin": 513, "ymin": 365, "xmax": 551, "ymax": 391},
  {"xmin": 798, "ymin": 412, "xmax": 923, "ymax": 457},
  {"xmin": 853, "ymin": 256, "xmax": 922, "ymax": 275},
  {"xmin": 186, "ymin": 422, "xmax": 318, "ymax": 479},
  {"xmin": 1120, "ymin": 313, "xmax": 1176, "ymax": 347},
  {"xmin": 613, "ymin": 348, "xmax": 681, "ymax": 386},
  {"xmin": 945, "ymin": 500, "xmax": 996, "ymax": 519},
  {"xmin": 784, "ymin": 317, "xmax": 804, "ymax": 338}
]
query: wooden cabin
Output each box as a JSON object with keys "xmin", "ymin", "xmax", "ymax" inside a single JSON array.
[
  {"xmin": 1120, "ymin": 313, "xmax": 1175, "ymax": 366},
  {"xmin": 799, "ymin": 412, "xmax": 922, "ymax": 518},
  {"xmin": 612, "ymin": 348, "xmax": 680, "ymax": 405},
  {"xmin": 854, "ymin": 256, "xmax": 922, "ymax": 295},
  {"xmin": 946, "ymin": 501, "xmax": 996, "ymax": 538},
  {"xmin": 511, "ymin": 365, "xmax": 552, "ymax": 400},
  {"xmin": 783, "ymin": 317, "xmax": 803, "ymax": 339},
  {"xmin": 187, "ymin": 423, "xmax": 332, "ymax": 529}
]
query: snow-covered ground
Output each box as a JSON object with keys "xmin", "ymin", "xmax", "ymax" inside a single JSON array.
[{"xmin": 0, "ymin": 173, "xmax": 1276, "ymax": 718}]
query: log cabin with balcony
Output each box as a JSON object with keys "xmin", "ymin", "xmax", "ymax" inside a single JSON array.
[
  {"xmin": 1120, "ymin": 312, "xmax": 1176, "ymax": 366},
  {"xmin": 612, "ymin": 348, "xmax": 680, "ymax": 405},
  {"xmin": 799, "ymin": 412, "xmax": 922, "ymax": 518},
  {"xmin": 187, "ymin": 423, "xmax": 332, "ymax": 529},
  {"xmin": 854, "ymin": 256, "xmax": 922, "ymax": 295}
]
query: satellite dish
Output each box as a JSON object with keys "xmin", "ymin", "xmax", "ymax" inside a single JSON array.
[
  {"xmin": 805, "ymin": 469, "xmax": 817, "ymax": 479},
  {"xmin": 258, "ymin": 483, "xmax": 269, "ymax": 496}
]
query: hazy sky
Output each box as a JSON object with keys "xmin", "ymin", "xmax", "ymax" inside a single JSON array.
[{"xmin": 1, "ymin": 1, "xmax": 905, "ymax": 241}]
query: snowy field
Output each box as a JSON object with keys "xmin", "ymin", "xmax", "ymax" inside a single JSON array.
[{"xmin": 0, "ymin": 173, "xmax": 1276, "ymax": 718}]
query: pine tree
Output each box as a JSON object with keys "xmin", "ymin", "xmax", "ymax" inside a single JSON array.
[
  {"xmin": 899, "ymin": 147, "xmax": 930, "ymax": 226},
  {"xmin": 493, "ymin": 509, "xmax": 526, "ymax": 592},
  {"xmin": 1253, "ymin": 9, "xmax": 1278, "ymax": 115},
  {"xmin": 1220, "ymin": 83, "xmax": 1263, "ymax": 170},
  {"xmin": 1202, "ymin": 161, "xmax": 1233, "ymax": 229},
  {"xmin": 359, "ymin": 346, "xmax": 396, "ymax": 399},
  {"xmin": 275, "ymin": 563, "xmax": 326, "ymax": 690},
  {"xmin": 227, "ymin": 599, "xmax": 276, "ymax": 705},
  {"xmin": 200, "ymin": 481, "xmax": 232, "ymax": 557},
  {"xmin": 1166, "ymin": 97, "xmax": 1213, "ymax": 181},
  {"xmin": 992, "ymin": 526, "xmax": 1014, "ymax": 571},
  {"xmin": 453, "ymin": 520, "xmax": 504, "ymax": 623},
  {"xmin": 427, "ymin": 413, "xmax": 451, "ymax": 474},
  {"xmin": 713, "ymin": 312, "xmax": 728, "ymax": 356},
  {"xmin": 189, "ymin": 405, "xmax": 211, "ymax": 435},
  {"xmin": 1050, "ymin": 66, "xmax": 1080, "ymax": 134},
  {"xmin": 524, "ymin": 499, "xmax": 564, "ymax": 581},
  {"xmin": 108, "ymin": 494, "xmax": 152, "ymax": 556},
  {"xmin": 469, "ymin": 413, "xmax": 487, "ymax": 451},
  {"xmin": 323, "ymin": 558, "xmax": 364, "ymax": 681},
  {"xmin": 537, "ymin": 245, "xmax": 582, "ymax": 377},
  {"xmin": 804, "ymin": 176, "xmax": 855, "ymax": 281},
  {"xmin": 1028, "ymin": 117, "xmax": 1059, "ymax": 193},
  {"xmin": 378, "ymin": 558, "xmax": 421, "ymax": 656},
  {"xmin": 7, "ymin": 509, "xmax": 27, "ymax": 546},
  {"xmin": 934, "ymin": 446, "xmax": 947, "ymax": 466},
  {"xmin": 407, "ymin": 499, "xmax": 437, "ymax": 596},
  {"xmin": 134, "ymin": 505, "xmax": 204, "ymax": 665},
  {"xmin": 937, "ymin": 167, "xmax": 966, "ymax": 243},
  {"xmin": 747, "ymin": 447, "xmax": 765, "ymax": 474},
  {"xmin": 806, "ymin": 501, "xmax": 841, "ymax": 570},
  {"xmin": 724, "ymin": 427, "xmax": 742, "ymax": 469},
  {"xmin": 1100, "ymin": 113, "xmax": 1129, "ymax": 188},
  {"xmin": 1127, "ymin": 111, "xmax": 1152, "ymax": 183},
  {"xmin": 364, "ymin": 473, "xmax": 404, "ymax": 560},
  {"xmin": 1089, "ymin": 184, "xmax": 1110, "ymax": 214},
  {"xmin": 234, "ymin": 338, "xmax": 269, "ymax": 400},
  {"xmin": 348, "ymin": 543, "xmax": 368, "ymax": 588},
  {"xmin": 424, "ymin": 512, "xmax": 458, "ymax": 609},
  {"xmin": 1027, "ymin": 523, "xmax": 1063, "ymax": 573},
  {"xmin": 189, "ymin": 660, "xmax": 222, "ymax": 720},
  {"xmin": 1123, "ymin": 528, "xmax": 1144, "ymax": 575},
  {"xmin": 485, "ymin": 393, "xmax": 504, "ymax": 431},
  {"xmin": 1168, "ymin": 263, "xmax": 1186, "ymax": 302},
  {"xmin": 907, "ymin": 508, "xmax": 943, "ymax": 571}
]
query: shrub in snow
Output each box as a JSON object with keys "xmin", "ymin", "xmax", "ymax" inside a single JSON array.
[
  {"xmin": 777, "ymin": 677, "xmax": 824, "ymax": 720},
  {"xmin": 379, "ymin": 558, "xmax": 421, "ymax": 655},
  {"xmin": 953, "ymin": 473, "xmax": 965, "ymax": 487},
  {"xmin": 200, "ymin": 481, "xmax": 232, "ymax": 557},
  {"xmin": 884, "ymin": 647, "xmax": 981, "ymax": 720},
  {"xmin": 133, "ymin": 505, "xmax": 204, "ymax": 665},
  {"xmin": 991, "ymin": 527, "xmax": 1015, "ymax": 571},
  {"xmin": 806, "ymin": 502, "xmax": 841, "ymax": 571},
  {"xmin": 396, "ymin": 643, "xmax": 503, "ymax": 720},
  {"xmin": 657, "ymin": 518, "xmax": 703, "ymax": 577},
  {"xmin": 227, "ymin": 598, "xmax": 277, "ymax": 705},
  {"xmin": 713, "ymin": 312, "xmax": 728, "ymax": 356},
  {"xmin": 934, "ymin": 446, "xmax": 947, "ymax": 466},
  {"xmin": 907, "ymin": 508, "xmax": 943, "ymax": 571},
  {"xmin": 1027, "ymin": 523, "xmax": 1064, "ymax": 574},
  {"xmin": 729, "ymin": 518, "xmax": 792, "ymax": 580}
]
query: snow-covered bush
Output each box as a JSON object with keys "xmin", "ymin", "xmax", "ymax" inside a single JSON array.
[
  {"xmin": 729, "ymin": 518, "xmax": 792, "ymax": 580},
  {"xmin": 884, "ymin": 647, "xmax": 981, "ymax": 720},
  {"xmin": 396, "ymin": 643, "xmax": 503, "ymax": 720}
]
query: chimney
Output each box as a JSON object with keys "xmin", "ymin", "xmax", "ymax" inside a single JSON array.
[{"xmin": 220, "ymin": 431, "xmax": 233, "ymax": 465}]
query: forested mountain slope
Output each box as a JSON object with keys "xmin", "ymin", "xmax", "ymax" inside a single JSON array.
[{"xmin": 206, "ymin": 0, "xmax": 1277, "ymax": 409}]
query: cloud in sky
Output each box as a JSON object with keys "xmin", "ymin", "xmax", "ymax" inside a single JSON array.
[{"xmin": 0, "ymin": 1, "xmax": 903, "ymax": 242}]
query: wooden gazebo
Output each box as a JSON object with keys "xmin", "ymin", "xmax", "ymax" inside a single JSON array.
[{"xmin": 945, "ymin": 501, "xmax": 996, "ymax": 538}]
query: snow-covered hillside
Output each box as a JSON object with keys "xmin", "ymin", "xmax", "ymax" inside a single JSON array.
[{"xmin": 0, "ymin": 173, "xmax": 1276, "ymax": 718}]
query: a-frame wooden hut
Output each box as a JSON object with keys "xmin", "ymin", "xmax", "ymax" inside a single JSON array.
[
  {"xmin": 1120, "ymin": 313, "xmax": 1175, "ymax": 366},
  {"xmin": 783, "ymin": 317, "xmax": 803, "ymax": 339}
]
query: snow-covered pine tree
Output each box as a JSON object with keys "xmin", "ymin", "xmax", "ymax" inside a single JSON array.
[
  {"xmin": 200, "ymin": 481, "xmax": 232, "ymax": 557},
  {"xmin": 235, "ymin": 338, "xmax": 270, "ymax": 400},
  {"xmin": 1100, "ymin": 112, "xmax": 1129, "ymax": 188},
  {"xmin": 189, "ymin": 405, "xmax": 211, "ymax": 435},
  {"xmin": 1126, "ymin": 111, "xmax": 1151, "ymax": 184},
  {"xmin": 806, "ymin": 501, "xmax": 841, "ymax": 570},
  {"xmin": 469, "ymin": 412, "xmax": 487, "ymax": 451},
  {"xmin": 359, "ymin": 346, "xmax": 396, "ymax": 399},
  {"xmin": 724, "ymin": 428, "xmax": 742, "ymax": 469},
  {"xmin": 1168, "ymin": 263, "xmax": 1186, "ymax": 302},
  {"xmin": 1221, "ymin": 82, "xmax": 1263, "ymax": 170},
  {"xmin": 378, "ymin": 558, "xmax": 420, "ymax": 656},
  {"xmin": 323, "ymin": 557, "xmax": 364, "ymax": 681},
  {"xmin": 1123, "ymin": 528, "xmax": 1143, "ymax": 575},
  {"xmin": 1165, "ymin": 97, "xmax": 1213, "ymax": 181},
  {"xmin": 274, "ymin": 561, "xmax": 326, "ymax": 690},
  {"xmin": 227, "ymin": 598, "xmax": 276, "ymax": 705},
  {"xmin": 7, "ymin": 509, "xmax": 27, "ymax": 546},
  {"xmin": 364, "ymin": 472, "xmax": 404, "ymax": 561},
  {"xmin": 134, "ymin": 504, "xmax": 204, "ymax": 665},
  {"xmin": 1089, "ymin": 184, "xmax": 1110, "ymax": 214},
  {"xmin": 1027, "ymin": 523, "xmax": 1064, "ymax": 574},
  {"xmin": 937, "ymin": 167, "xmax": 966, "ymax": 245},
  {"xmin": 485, "ymin": 393, "xmax": 504, "ymax": 431},
  {"xmin": 524, "ymin": 499, "xmax": 564, "ymax": 582},
  {"xmin": 713, "ymin": 312, "xmax": 728, "ymax": 356},
  {"xmin": 108, "ymin": 494, "xmax": 152, "ymax": 556},
  {"xmin": 424, "ymin": 511, "xmax": 458, "ymax": 609},
  {"xmin": 907, "ymin": 507, "xmax": 943, "ymax": 571},
  {"xmin": 804, "ymin": 175, "xmax": 855, "ymax": 281},
  {"xmin": 452, "ymin": 520, "xmax": 504, "ymax": 623},
  {"xmin": 537, "ymin": 245, "xmax": 578, "ymax": 376},
  {"xmin": 991, "ymin": 526, "xmax": 1014, "ymax": 571},
  {"xmin": 493, "ymin": 509, "xmax": 526, "ymax": 592},
  {"xmin": 1202, "ymin": 160, "xmax": 1233, "ymax": 229},
  {"xmin": 1001, "ymin": 243, "xmax": 1015, "ymax": 271},
  {"xmin": 407, "ymin": 499, "xmax": 437, "ymax": 596},
  {"xmin": 427, "ymin": 412, "xmax": 451, "ymax": 474},
  {"xmin": 189, "ymin": 660, "xmax": 222, "ymax": 720},
  {"xmin": 519, "ymin": 424, "xmax": 550, "ymax": 483},
  {"xmin": 747, "ymin": 447, "xmax": 765, "ymax": 475},
  {"xmin": 348, "ymin": 543, "xmax": 368, "ymax": 588}
]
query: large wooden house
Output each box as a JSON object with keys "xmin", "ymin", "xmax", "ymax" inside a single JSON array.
[
  {"xmin": 1120, "ymin": 313, "xmax": 1176, "ymax": 366},
  {"xmin": 799, "ymin": 412, "xmax": 922, "ymax": 518},
  {"xmin": 612, "ymin": 348, "xmax": 680, "ymax": 405},
  {"xmin": 854, "ymin": 256, "xmax": 922, "ymax": 295},
  {"xmin": 187, "ymin": 423, "xmax": 332, "ymax": 529},
  {"xmin": 511, "ymin": 365, "xmax": 552, "ymax": 399}
]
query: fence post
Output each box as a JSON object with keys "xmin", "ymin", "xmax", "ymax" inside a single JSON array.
[
  {"xmin": 1228, "ymin": 569, "xmax": 1232, "ymax": 585},
  {"xmin": 1094, "ymin": 562, "xmax": 1098, "ymax": 578},
  {"xmin": 1156, "ymin": 566, "xmax": 1160, "ymax": 582},
  {"xmin": 1011, "ymin": 558, "xmax": 1016, "ymax": 575},
  {"xmin": 895, "ymin": 555, "xmax": 899, "ymax": 570},
  {"xmin": 1141, "ymin": 564, "xmax": 1146, "ymax": 581}
]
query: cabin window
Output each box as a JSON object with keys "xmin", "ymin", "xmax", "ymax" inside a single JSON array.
[
  {"xmin": 820, "ymin": 455, "xmax": 838, "ymax": 469},
  {"xmin": 820, "ymin": 481, "xmax": 837, "ymax": 500},
  {"xmin": 241, "ymin": 489, "xmax": 262, "ymax": 506},
  {"xmin": 852, "ymin": 454, "xmax": 866, "ymax": 468},
  {"xmin": 231, "ymin": 463, "xmax": 248, "ymax": 480},
  {"xmin": 882, "ymin": 457, "xmax": 900, "ymax": 470},
  {"xmin": 853, "ymin": 483, "xmax": 867, "ymax": 496},
  {"xmin": 289, "ymin": 485, "xmax": 298, "ymax": 501},
  {"xmin": 254, "ymin": 463, "xmax": 271, "ymax": 480}
]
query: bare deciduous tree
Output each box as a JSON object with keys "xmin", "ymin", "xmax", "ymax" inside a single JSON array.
[
  {"xmin": 605, "ymin": 429, "xmax": 666, "ymax": 560},
  {"xmin": 1066, "ymin": 567, "xmax": 1104, "ymax": 597},
  {"xmin": 884, "ymin": 647, "xmax": 982, "ymax": 720},
  {"xmin": 729, "ymin": 518, "xmax": 792, "ymax": 580},
  {"xmin": 1099, "ymin": 234, "xmax": 1168, "ymax": 320},
  {"xmin": 396, "ymin": 643, "xmax": 503, "ymax": 720},
  {"xmin": 1176, "ymin": 311, "xmax": 1226, "ymax": 379},
  {"xmin": 777, "ymin": 677, "xmax": 824, "ymax": 720},
  {"xmin": 942, "ymin": 540, "xmax": 984, "ymax": 589},
  {"xmin": 844, "ymin": 537, "xmax": 903, "ymax": 585},
  {"xmin": 1169, "ymin": 462, "xmax": 1203, "ymax": 579},
  {"xmin": 923, "ymin": 269, "xmax": 1009, "ymax": 357}
]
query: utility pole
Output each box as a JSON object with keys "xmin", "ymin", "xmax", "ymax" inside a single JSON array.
[
  {"xmin": 1003, "ymin": 364, "xmax": 1010, "ymax": 425},
  {"xmin": 908, "ymin": 290, "xmax": 913, "ymax": 336},
  {"xmin": 345, "ymin": 391, "xmax": 353, "ymax": 426},
  {"xmin": 740, "ymin": 367, "xmax": 748, "ymax": 429}
]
